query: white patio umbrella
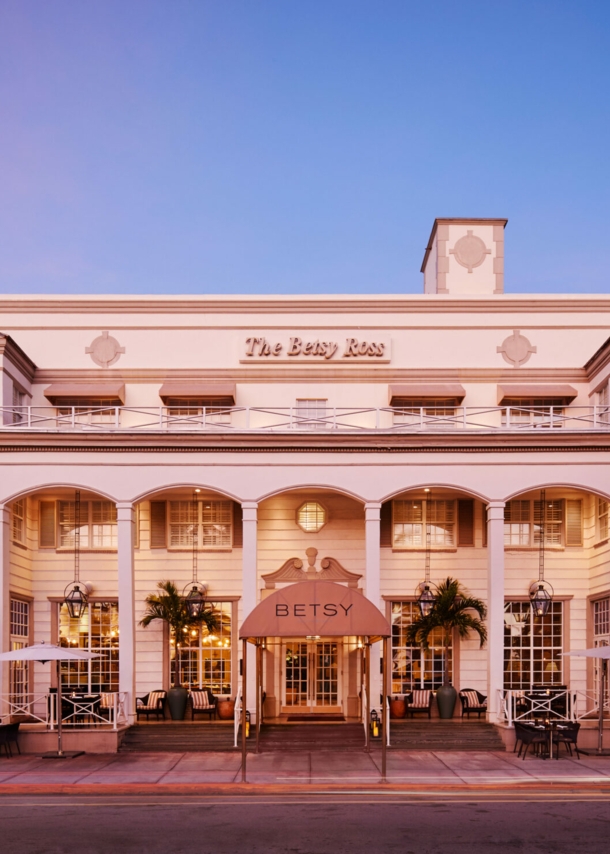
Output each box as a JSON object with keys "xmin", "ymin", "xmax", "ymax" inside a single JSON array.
[
  {"xmin": 0, "ymin": 641, "xmax": 99, "ymax": 759},
  {"xmin": 564, "ymin": 646, "xmax": 610, "ymax": 756}
]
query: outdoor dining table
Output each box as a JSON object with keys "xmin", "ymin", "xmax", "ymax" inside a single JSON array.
[{"xmin": 529, "ymin": 721, "xmax": 572, "ymax": 759}]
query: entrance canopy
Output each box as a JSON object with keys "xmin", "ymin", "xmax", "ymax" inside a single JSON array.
[{"xmin": 239, "ymin": 580, "xmax": 390, "ymax": 643}]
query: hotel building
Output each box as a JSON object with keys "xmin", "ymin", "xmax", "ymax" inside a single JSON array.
[{"xmin": 2, "ymin": 217, "xmax": 610, "ymax": 750}]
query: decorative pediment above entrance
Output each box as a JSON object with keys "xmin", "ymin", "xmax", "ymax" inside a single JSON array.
[{"xmin": 262, "ymin": 547, "xmax": 362, "ymax": 589}]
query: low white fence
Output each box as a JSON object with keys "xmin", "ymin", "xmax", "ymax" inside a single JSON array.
[
  {"xmin": 2, "ymin": 405, "xmax": 610, "ymax": 433},
  {"xmin": 1, "ymin": 692, "xmax": 128, "ymax": 730},
  {"xmin": 498, "ymin": 688, "xmax": 610, "ymax": 726}
]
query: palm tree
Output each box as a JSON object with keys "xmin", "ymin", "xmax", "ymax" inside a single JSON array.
[
  {"xmin": 406, "ymin": 577, "xmax": 487, "ymax": 687},
  {"xmin": 139, "ymin": 580, "xmax": 219, "ymax": 688}
]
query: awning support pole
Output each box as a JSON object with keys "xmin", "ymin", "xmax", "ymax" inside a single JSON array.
[
  {"xmin": 365, "ymin": 642, "xmax": 371, "ymax": 752},
  {"xmin": 381, "ymin": 636, "xmax": 388, "ymax": 783},
  {"xmin": 241, "ymin": 638, "xmax": 247, "ymax": 783},
  {"xmin": 256, "ymin": 641, "xmax": 261, "ymax": 754}
]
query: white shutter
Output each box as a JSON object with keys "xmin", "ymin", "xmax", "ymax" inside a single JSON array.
[{"xmin": 565, "ymin": 499, "xmax": 583, "ymax": 546}]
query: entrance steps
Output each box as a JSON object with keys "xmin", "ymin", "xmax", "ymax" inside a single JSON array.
[
  {"xmin": 119, "ymin": 723, "xmax": 236, "ymax": 753},
  {"xmin": 259, "ymin": 723, "xmax": 365, "ymax": 752},
  {"xmin": 388, "ymin": 721, "xmax": 506, "ymax": 751}
]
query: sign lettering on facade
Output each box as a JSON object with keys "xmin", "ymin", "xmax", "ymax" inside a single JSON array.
[{"xmin": 243, "ymin": 336, "xmax": 390, "ymax": 362}]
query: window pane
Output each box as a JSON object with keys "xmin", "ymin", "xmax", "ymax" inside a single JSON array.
[
  {"xmin": 504, "ymin": 600, "xmax": 563, "ymax": 690},
  {"xmin": 58, "ymin": 501, "xmax": 89, "ymax": 548},
  {"xmin": 201, "ymin": 501, "xmax": 232, "ymax": 547},
  {"xmin": 169, "ymin": 500, "xmax": 196, "ymax": 547},
  {"xmin": 390, "ymin": 600, "xmax": 450, "ymax": 693},
  {"xmin": 91, "ymin": 501, "xmax": 117, "ymax": 548},
  {"xmin": 59, "ymin": 602, "xmax": 119, "ymax": 692},
  {"xmin": 171, "ymin": 602, "xmax": 232, "ymax": 694}
]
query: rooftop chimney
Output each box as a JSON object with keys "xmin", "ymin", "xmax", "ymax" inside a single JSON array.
[{"xmin": 421, "ymin": 218, "xmax": 507, "ymax": 295}]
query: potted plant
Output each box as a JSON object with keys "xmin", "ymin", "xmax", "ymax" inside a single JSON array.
[
  {"xmin": 139, "ymin": 580, "xmax": 219, "ymax": 721},
  {"xmin": 406, "ymin": 577, "xmax": 487, "ymax": 719}
]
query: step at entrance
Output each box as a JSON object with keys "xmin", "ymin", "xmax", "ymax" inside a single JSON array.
[
  {"xmin": 388, "ymin": 721, "xmax": 506, "ymax": 751},
  {"xmin": 259, "ymin": 723, "xmax": 365, "ymax": 752},
  {"xmin": 119, "ymin": 723, "xmax": 237, "ymax": 753}
]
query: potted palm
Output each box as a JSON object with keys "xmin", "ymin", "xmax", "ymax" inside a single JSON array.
[
  {"xmin": 407, "ymin": 577, "xmax": 487, "ymax": 719},
  {"xmin": 139, "ymin": 580, "xmax": 219, "ymax": 721}
]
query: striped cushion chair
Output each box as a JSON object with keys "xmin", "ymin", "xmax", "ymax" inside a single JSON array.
[
  {"xmin": 406, "ymin": 689, "xmax": 433, "ymax": 718},
  {"xmin": 459, "ymin": 688, "xmax": 487, "ymax": 718},
  {"xmin": 135, "ymin": 690, "xmax": 166, "ymax": 721},
  {"xmin": 190, "ymin": 688, "xmax": 217, "ymax": 720}
]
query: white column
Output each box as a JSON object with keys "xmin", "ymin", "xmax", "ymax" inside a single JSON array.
[
  {"xmin": 0, "ymin": 505, "xmax": 10, "ymax": 708},
  {"xmin": 116, "ymin": 502, "xmax": 136, "ymax": 724},
  {"xmin": 241, "ymin": 502, "xmax": 258, "ymax": 717},
  {"xmin": 487, "ymin": 501, "xmax": 505, "ymax": 722},
  {"xmin": 365, "ymin": 503, "xmax": 382, "ymax": 711}
]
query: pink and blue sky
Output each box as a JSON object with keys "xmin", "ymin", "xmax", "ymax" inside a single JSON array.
[{"xmin": 1, "ymin": 1, "xmax": 609, "ymax": 294}]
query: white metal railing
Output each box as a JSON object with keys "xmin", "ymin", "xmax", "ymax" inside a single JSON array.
[
  {"xmin": 1, "ymin": 692, "xmax": 128, "ymax": 730},
  {"xmin": 1, "ymin": 405, "xmax": 610, "ymax": 434},
  {"xmin": 234, "ymin": 685, "xmax": 242, "ymax": 748},
  {"xmin": 497, "ymin": 688, "xmax": 610, "ymax": 727}
]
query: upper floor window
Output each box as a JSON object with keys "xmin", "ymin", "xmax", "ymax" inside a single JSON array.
[
  {"xmin": 11, "ymin": 499, "xmax": 26, "ymax": 545},
  {"xmin": 392, "ymin": 398, "xmax": 456, "ymax": 428},
  {"xmin": 598, "ymin": 498, "xmax": 609, "ymax": 542},
  {"xmin": 393, "ymin": 499, "xmax": 455, "ymax": 548},
  {"xmin": 501, "ymin": 398, "xmax": 564, "ymax": 428},
  {"xmin": 295, "ymin": 399, "xmax": 328, "ymax": 430},
  {"xmin": 58, "ymin": 500, "xmax": 117, "ymax": 549},
  {"xmin": 165, "ymin": 398, "xmax": 231, "ymax": 425},
  {"xmin": 504, "ymin": 499, "xmax": 582, "ymax": 547},
  {"xmin": 56, "ymin": 398, "xmax": 117, "ymax": 425},
  {"xmin": 169, "ymin": 500, "xmax": 232, "ymax": 548}
]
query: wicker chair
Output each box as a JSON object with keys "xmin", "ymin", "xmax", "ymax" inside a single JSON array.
[
  {"xmin": 135, "ymin": 690, "xmax": 166, "ymax": 721},
  {"xmin": 553, "ymin": 722, "xmax": 581, "ymax": 759},
  {"xmin": 459, "ymin": 688, "xmax": 488, "ymax": 719}
]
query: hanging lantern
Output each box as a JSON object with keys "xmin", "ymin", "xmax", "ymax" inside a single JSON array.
[
  {"xmin": 529, "ymin": 580, "xmax": 554, "ymax": 618},
  {"xmin": 417, "ymin": 582, "xmax": 436, "ymax": 617},
  {"xmin": 184, "ymin": 581, "xmax": 207, "ymax": 619},
  {"xmin": 63, "ymin": 582, "xmax": 88, "ymax": 619}
]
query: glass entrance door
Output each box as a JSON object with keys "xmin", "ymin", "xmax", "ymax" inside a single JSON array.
[{"xmin": 283, "ymin": 639, "xmax": 341, "ymax": 713}]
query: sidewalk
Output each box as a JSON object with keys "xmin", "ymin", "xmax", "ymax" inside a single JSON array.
[{"xmin": 3, "ymin": 749, "xmax": 610, "ymax": 790}]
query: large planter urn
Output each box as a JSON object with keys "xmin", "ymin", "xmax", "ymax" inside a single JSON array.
[
  {"xmin": 167, "ymin": 687, "xmax": 189, "ymax": 721},
  {"xmin": 389, "ymin": 698, "xmax": 406, "ymax": 719},
  {"xmin": 216, "ymin": 699, "xmax": 236, "ymax": 720},
  {"xmin": 436, "ymin": 684, "xmax": 457, "ymax": 719}
]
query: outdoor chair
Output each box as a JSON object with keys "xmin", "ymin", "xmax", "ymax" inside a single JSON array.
[
  {"xmin": 190, "ymin": 688, "xmax": 217, "ymax": 720},
  {"xmin": 459, "ymin": 688, "xmax": 487, "ymax": 718},
  {"xmin": 514, "ymin": 722, "xmax": 549, "ymax": 759},
  {"xmin": 4, "ymin": 722, "xmax": 20, "ymax": 756},
  {"xmin": 405, "ymin": 689, "xmax": 433, "ymax": 718},
  {"xmin": 553, "ymin": 722, "xmax": 581, "ymax": 759},
  {"xmin": 0, "ymin": 725, "xmax": 12, "ymax": 758},
  {"xmin": 135, "ymin": 690, "xmax": 167, "ymax": 721}
]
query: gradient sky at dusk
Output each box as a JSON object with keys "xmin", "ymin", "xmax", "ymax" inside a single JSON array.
[{"xmin": 1, "ymin": 1, "xmax": 609, "ymax": 295}]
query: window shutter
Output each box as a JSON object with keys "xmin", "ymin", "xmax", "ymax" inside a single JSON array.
[
  {"xmin": 482, "ymin": 504, "xmax": 488, "ymax": 547},
  {"xmin": 380, "ymin": 501, "xmax": 392, "ymax": 547},
  {"xmin": 566, "ymin": 499, "xmax": 583, "ymax": 546},
  {"xmin": 232, "ymin": 501, "xmax": 243, "ymax": 547},
  {"xmin": 150, "ymin": 501, "xmax": 167, "ymax": 549},
  {"xmin": 458, "ymin": 499, "xmax": 474, "ymax": 546},
  {"xmin": 39, "ymin": 501, "xmax": 56, "ymax": 548}
]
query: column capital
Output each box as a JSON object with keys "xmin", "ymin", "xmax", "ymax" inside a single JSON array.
[
  {"xmin": 486, "ymin": 501, "xmax": 506, "ymax": 509},
  {"xmin": 241, "ymin": 501, "xmax": 258, "ymax": 510},
  {"xmin": 364, "ymin": 503, "xmax": 382, "ymax": 521},
  {"xmin": 486, "ymin": 501, "xmax": 506, "ymax": 522},
  {"xmin": 116, "ymin": 502, "xmax": 135, "ymax": 521}
]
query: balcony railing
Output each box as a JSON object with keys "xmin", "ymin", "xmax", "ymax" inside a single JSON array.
[{"xmin": 1, "ymin": 405, "xmax": 610, "ymax": 433}]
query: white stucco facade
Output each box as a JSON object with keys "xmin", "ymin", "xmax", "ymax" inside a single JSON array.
[{"xmin": 2, "ymin": 218, "xmax": 610, "ymax": 739}]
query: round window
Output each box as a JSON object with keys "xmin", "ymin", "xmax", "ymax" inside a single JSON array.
[{"xmin": 297, "ymin": 501, "xmax": 327, "ymax": 533}]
